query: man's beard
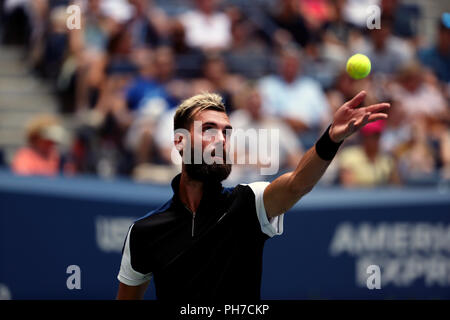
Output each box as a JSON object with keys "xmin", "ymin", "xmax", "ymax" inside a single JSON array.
[{"xmin": 184, "ymin": 148, "xmax": 232, "ymax": 184}]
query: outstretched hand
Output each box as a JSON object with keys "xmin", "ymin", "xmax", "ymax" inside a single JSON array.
[{"xmin": 329, "ymin": 91, "xmax": 390, "ymax": 143}]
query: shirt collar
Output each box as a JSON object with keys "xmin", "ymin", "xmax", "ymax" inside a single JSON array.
[{"xmin": 170, "ymin": 173, "xmax": 224, "ymax": 210}]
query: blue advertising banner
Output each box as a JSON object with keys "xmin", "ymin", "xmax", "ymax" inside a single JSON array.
[{"xmin": 1, "ymin": 171, "xmax": 449, "ymax": 299}]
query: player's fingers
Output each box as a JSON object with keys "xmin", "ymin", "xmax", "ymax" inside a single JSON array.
[
  {"xmin": 354, "ymin": 112, "xmax": 370, "ymax": 128},
  {"xmin": 346, "ymin": 91, "xmax": 367, "ymax": 109},
  {"xmin": 364, "ymin": 103, "xmax": 390, "ymax": 114},
  {"xmin": 347, "ymin": 119, "xmax": 356, "ymax": 131},
  {"xmin": 367, "ymin": 113, "xmax": 389, "ymax": 122}
]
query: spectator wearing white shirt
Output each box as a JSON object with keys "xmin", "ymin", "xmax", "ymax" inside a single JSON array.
[
  {"xmin": 258, "ymin": 45, "xmax": 331, "ymax": 148},
  {"xmin": 179, "ymin": 0, "xmax": 231, "ymax": 51}
]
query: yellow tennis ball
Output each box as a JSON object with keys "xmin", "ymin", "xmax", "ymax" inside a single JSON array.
[{"xmin": 346, "ymin": 54, "xmax": 371, "ymax": 79}]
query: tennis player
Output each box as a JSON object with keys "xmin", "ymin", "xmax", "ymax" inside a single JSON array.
[{"xmin": 116, "ymin": 91, "xmax": 389, "ymax": 300}]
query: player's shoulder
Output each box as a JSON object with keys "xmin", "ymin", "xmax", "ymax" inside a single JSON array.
[
  {"xmin": 236, "ymin": 181, "xmax": 270, "ymax": 196},
  {"xmin": 128, "ymin": 198, "xmax": 179, "ymax": 247},
  {"xmin": 132, "ymin": 198, "xmax": 173, "ymax": 229}
]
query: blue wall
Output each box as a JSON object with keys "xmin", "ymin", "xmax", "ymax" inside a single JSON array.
[{"xmin": 1, "ymin": 171, "xmax": 449, "ymax": 299}]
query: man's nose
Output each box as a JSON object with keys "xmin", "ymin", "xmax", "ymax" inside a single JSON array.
[
  {"xmin": 216, "ymin": 130, "xmax": 226, "ymax": 145},
  {"xmin": 208, "ymin": 129, "xmax": 226, "ymax": 145}
]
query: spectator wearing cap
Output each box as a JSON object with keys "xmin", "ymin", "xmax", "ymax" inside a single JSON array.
[
  {"xmin": 12, "ymin": 115, "xmax": 71, "ymax": 176},
  {"xmin": 338, "ymin": 120, "xmax": 400, "ymax": 187}
]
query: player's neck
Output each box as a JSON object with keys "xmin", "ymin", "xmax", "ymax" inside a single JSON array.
[{"xmin": 179, "ymin": 171, "xmax": 203, "ymax": 214}]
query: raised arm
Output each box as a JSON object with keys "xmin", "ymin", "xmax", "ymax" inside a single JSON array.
[{"xmin": 263, "ymin": 91, "xmax": 390, "ymax": 218}]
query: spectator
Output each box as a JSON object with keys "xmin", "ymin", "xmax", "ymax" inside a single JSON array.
[
  {"xmin": 258, "ymin": 45, "xmax": 331, "ymax": 138},
  {"xmin": 106, "ymin": 26, "xmax": 138, "ymax": 76},
  {"xmin": 179, "ymin": 0, "xmax": 232, "ymax": 51},
  {"xmin": 223, "ymin": 11, "xmax": 272, "ymax": 79},
  {"xmin": 74, "ymin": 0, "xmax": 114, "ymax": 53},
  {"xmin": 379, "ymin": 99, "xmax": 411, "ymax": 155},
  {"xmin": 228, "ymin": 84, "xmax": 304, "ymax": 182},
  {"xmin": 299, "ymin": 0, "xmax": 334, "ymax": 34},
  {"xmin": 193, "ymin": 53, "xmax": 244, "ymax": 113},
  {"xmin": 418, "ymin": 17, "xmax": 450, "ymax": 83},
  {"xmin": 355, "ymin": 18, "xmax": 414, "ymax": 75},
  {"xmin": 69, "ymin": 0, "xmax": 119, "ymax": 111},
  {"xmin": 301, "ymin": 38, "xmax": 342, "ymax": 89},
  {"xmin": 387, "ymin": 61, "xmax": 448, "ymax": 124},
  {"xmin": 168, "ymin": 20, "xmax": 205, "ymax": 79},
  {"xmin": 439, "ymin": 124, "xmax": 450, "ymax": 181},
  {"xmin": 393, "ymin": 120, "xmax": 437, "ymax": 184},
  {"xmin": 12, "ymin": 115, "xmax": 71, "ymax": 176},
  {"xmin": 126, "ymin": 46, "xmax": 179, "ymax": 112},
  {"xmin": 126, "ymin": 0, "xmax": 169, "ymax": 49},
  {"xmin": 322, "ymin": 0, "xmax": 360, "ymax": 67},
  {"xmin": 323, "ymin": 0, "xmax": 357, "ymax": 46},
  {"xmin": 342, "ymin": 0, "xmax": 379, "ymax": 29},
  {"xmin": 2, "ymin": 0, "xmax": 33, "ymax": 46},
  {"xmin": 34, "ymin": 6, "xmax": 70, "ymax": 79},
  {"xmin": 124, "ymin": 46, "xmax": 179, "ymax": 165},
  {"xmin": 380, "ymin": 0, "xmax": 420, "ymax": 39},
  {"xmin": 267, "ymin": 0, "xmax": 311, "ymax": 48},
  {"xmin": 422, "ymin": 117, "xmax": 450, "ymax": 182},
  {"xmin": 338, "ymin": 120, "xmax": 400, "ymax": 187}
]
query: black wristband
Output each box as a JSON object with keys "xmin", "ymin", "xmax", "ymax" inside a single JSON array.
[{"xmin": 315, "ymin": 124, "xmax": 343, "ymax": 161}]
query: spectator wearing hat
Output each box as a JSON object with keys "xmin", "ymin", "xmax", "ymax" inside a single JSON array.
[{"xmin": 11, "ymin": 115, "xmax": 71, "ymax": 176}]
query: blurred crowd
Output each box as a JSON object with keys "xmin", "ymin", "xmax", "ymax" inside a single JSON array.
[{"xmin": 1, "ymin": 0, "xmax": 449, "ymax": 187}]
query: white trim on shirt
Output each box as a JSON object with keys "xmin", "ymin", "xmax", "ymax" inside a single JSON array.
[
  {"xmin": 245, "ymin": 181, "xmax": 284, "ymax": 237},
  {"xmin": 117, "ymin": 224, "xmax": 152, "ymax": 286}
]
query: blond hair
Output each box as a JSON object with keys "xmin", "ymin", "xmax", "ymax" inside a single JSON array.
[{"xmin": 174, "ymin": 92, "xmax": 226, "ymax": 131}]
